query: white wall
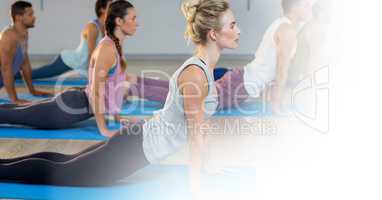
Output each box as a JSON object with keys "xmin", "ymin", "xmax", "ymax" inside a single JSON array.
[{"xmin": 0, "ymin": 0, "xmax": 282, "ymax": 57}]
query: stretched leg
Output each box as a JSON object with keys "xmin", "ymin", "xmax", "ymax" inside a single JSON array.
[
  {"xmin": 215, "ymin": 68, "xmax": 249, "ymax": 110},
  {"xmin": 0, "ymin": 122, "xmax": 149, "ymax": 186},
  {"xmin": 15, "ymin": 55, "xmax": 72, "ymax": 79},
  {"xmin": 128, "ymin": 83, "xmax": 169, "ymax": 103},
  {"xmin": 137, "ymin": 76, "xmax": 169, "ymax": 88},
  {"xmin": 0, "ymin": 89, "xmax": 93, "ymax": 129},
  {"xmin": 126, "ymin": 75, "xmax": 169, "ymax": 103}
]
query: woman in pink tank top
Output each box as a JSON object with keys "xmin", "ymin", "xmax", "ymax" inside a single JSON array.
[
  {"xmin": 0, "ymin": 0, "xmax": 138, "ymax": 138},
  {"xmin": 86, "ymin": 34, "xmax": 131, "ymax": 137}
]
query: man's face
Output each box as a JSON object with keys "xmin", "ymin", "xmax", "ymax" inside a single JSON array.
[{"xmin": 20, "ymin": 7, "xmax": 36, "ymax": 28}]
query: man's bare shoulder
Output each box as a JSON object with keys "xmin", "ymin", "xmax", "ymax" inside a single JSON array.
[{"xmin": 0, "ymin": 28, "xmax": 18, "ymax": 44}]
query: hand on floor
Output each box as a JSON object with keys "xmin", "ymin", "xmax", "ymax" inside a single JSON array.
[{"xmin": 101, "ymin": 128, "xmax": 118, "ymax": 138}]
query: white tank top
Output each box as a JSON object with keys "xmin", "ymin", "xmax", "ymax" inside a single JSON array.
[
  {"xmin": 61, "ymin": 19, "xmax": 103, "ymax": 76},
  {"xmin": 142, "ymin": 57, "xmax": 218, "ymax": 163},
  {"xmin": 243, "ymin": 17, "xmax": 293, "ymax": 97}
]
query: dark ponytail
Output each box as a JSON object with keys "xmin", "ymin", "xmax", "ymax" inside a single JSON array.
[
  {"xmin": 105, "ymin": 0, "xmax": 134, "ymax": 71},
  {"xmin": 95, "ymin": 0, "xmax": 112, "ymax": 18}
]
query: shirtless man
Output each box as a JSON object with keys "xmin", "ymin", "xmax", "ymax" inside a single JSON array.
[{"xmin": 0, "ymin": 1, "xmax": 52, "ymax": 104}]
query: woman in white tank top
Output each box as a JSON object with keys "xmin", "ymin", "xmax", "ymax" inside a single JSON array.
[
  {"xmin": 215, "ymin": 0, "xmax": 314, "ymax": 113},
  {"xmin": 288, "ymin": 0, "xmax": 332, "ymax": 84}
]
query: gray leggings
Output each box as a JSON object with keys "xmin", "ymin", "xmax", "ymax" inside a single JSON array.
[
  {"xmin": 128, "ymin": 76, "xmax": 169, "ymax": 103},
  {"xmin": 0, "ymin": 88, "xmax": 93, "ymax": 129}
]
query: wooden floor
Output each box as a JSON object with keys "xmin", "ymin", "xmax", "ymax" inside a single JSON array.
[{"xmin": 0, "ymin": 139, "xmax": 97, "ymax": 159}]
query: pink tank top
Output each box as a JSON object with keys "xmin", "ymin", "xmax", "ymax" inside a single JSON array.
[{"xmin": 86, "ymin": 36, "xmax": 127, "ymax": 114}]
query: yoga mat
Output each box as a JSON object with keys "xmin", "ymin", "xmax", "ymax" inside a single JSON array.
[
  {"xmin": 0, "ymin": 100, "xmax": 271, "ymax": 140},
  {"xmin": 0, "ymin": 119, "xmax": 117, "ymax": 140},
  {"xmin": 0, "ymin": 165, "xmax": 255, "ymax": 200},
  {"xmin": 0, "ymin": 93, "xmax": 272, "ymax": 140},
  {"xmin": 121, "ymin": 99, "xmax": 273, "ymax": 117},
  {"xmin": 15, "ymin": 77, "xmax": 88, "ymax": 87}
]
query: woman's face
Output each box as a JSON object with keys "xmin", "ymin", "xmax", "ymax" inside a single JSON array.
[
  {"xmin": 119, "ymin": 7, "xmax": 139, "ymax": 36},
  {"xmin": 214, "ymin": 9, "xmax": 241, "ymax": 49}
]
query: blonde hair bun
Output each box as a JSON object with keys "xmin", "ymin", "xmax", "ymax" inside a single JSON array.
[{"xmin": 181, "ymin": 0, "xmax": 229, "ymax": 45}]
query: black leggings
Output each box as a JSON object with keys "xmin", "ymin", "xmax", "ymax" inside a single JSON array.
[
  {"xmin": 0, "ymin": 122, "xmax": 149, "ymax": 186},
  {"xmin": 0, "ymin": 88, "xmax": 93, "ymax": 129},
  {"xmin": 15, "ymin": 55, "xmax": 72, "ymax": 80}
]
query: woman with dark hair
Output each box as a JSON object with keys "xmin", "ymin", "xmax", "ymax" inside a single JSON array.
[
  {"xmin": 0, "ymin": 1, "xmax": 240, "ymax": 197},
  {"xmin": 16, "ymin": 0, "xmax": 113, "ymax": 79},
  {"xmin": 0, "ymin": 0, "xmax": 135, "ymax": 137}
]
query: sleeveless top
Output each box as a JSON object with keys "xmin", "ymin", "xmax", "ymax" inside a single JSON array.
[
  {"xmin": 243, "ymin": 17, "xmax": 295, "ymax": 97},
  {"xmin": 0, "ymin": 43, "xmax": 25, "ymax": 87},
  {"xmin": 61, "ymin": 19, "xmax": 103, "ymax": 75},
  {"xmin": 85, "ymin": 36, "xmax": 127, "ymax": 114},
  {"xmin": 142, "ymin": 57, "xmax": 219, "ymax": 163}
]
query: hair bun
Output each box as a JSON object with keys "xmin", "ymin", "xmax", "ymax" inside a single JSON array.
[
  {"xmin": 181, "ymin": 0, "xmax": 201, "ymax": 23},
  {"xmin": 181, "ymin": 0, "xmax": 229, "ymax": 45}
]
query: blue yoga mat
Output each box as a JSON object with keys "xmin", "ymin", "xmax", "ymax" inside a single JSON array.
[
  {"xmin": 122, "ymin": 99, "xmax": 272, "ymax": 116},
  {"xmin": 0, "ymin": 165, "xmax": 255, "ymax": 200},
  {"xmin": 0, "ymin": 93, "xmax": 271, "ymax": 140},
  {"xmin": 15, "ymin": 77, "xmax": 88, "ymax": 87},
  {"xmin": 0, "ymin": 119, "xmax": 118, "ymax": 140},
  {"xmin": 1, "ymin": 93, "xmax": 273, "ymax": 117}
]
